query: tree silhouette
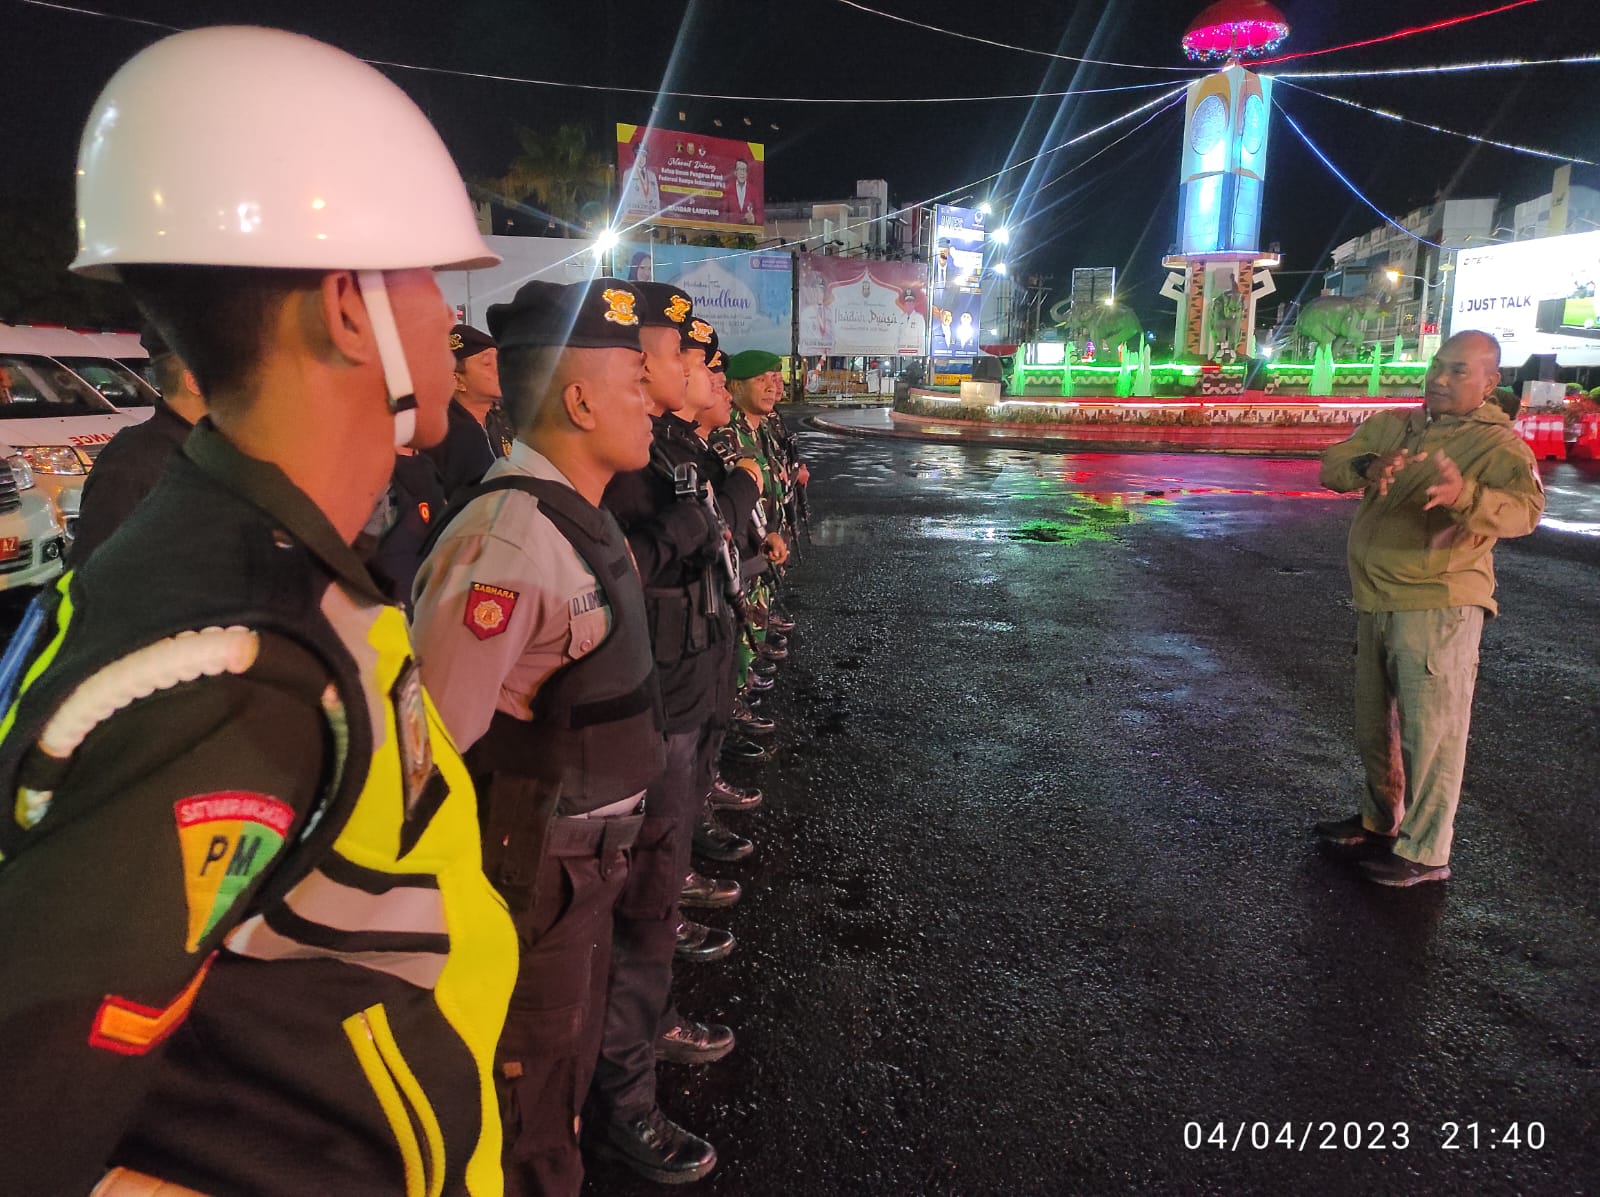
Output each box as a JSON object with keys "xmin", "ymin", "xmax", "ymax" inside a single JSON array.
[
  {"xmin": 0, "ymin": 193, "xmax": 139, "ymax": 327},
  {"xmin": 485, "ymin": 123, "xmax": 613, "ymax": 238}
]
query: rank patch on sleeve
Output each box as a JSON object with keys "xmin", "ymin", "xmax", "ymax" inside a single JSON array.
[
  {"xmin": 89, "ymin": 954, "xmax": 216, "ymax": 1056},
  {"xmin": 465, "ymin": 582, "xmax": 519, "ymax": 640},
  {"xmin": 174, "ymin": 793, "xmax": 294, "ymax": 953}
]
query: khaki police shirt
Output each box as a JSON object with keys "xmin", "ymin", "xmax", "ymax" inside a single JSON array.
[{"xmin": 411, "ymin": 442, "xmax": 614, "ymax": 752}]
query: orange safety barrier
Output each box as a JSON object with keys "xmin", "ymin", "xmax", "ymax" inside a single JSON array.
[
  {"xmin": 1543, "ymin": 413, "xmax": 1568, "ymax": 461},
  {"xmin": 1513, "ymin": 415, "xmax": 1535, "ymax": 453},
  {"xmin": 1572, "ymin": 412, "xmax": 1600, "ymax": 460}
]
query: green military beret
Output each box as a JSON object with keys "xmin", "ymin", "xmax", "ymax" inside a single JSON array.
[{"xmin": 725, "ymin": 349, "xmax": 782, "ymax": 380}]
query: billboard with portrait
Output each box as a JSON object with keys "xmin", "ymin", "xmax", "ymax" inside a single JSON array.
[
  {"xmin": 1451, "ymin": 230, "xmax": 1600, "ymax": 368},
  {"xmin": 798, "ymin": 256, "xmax": 928, "ymax": 357},
  {"xmin": 616, "ymin": 124, "xmax": 765, "ymax": 234},
  {"xmin": 931, "ymin": 204, "xmax": 986, "ymax": 357},
  {"xmin": 651, "ymin": 245, "xmax": 794, "ymax": 355}
]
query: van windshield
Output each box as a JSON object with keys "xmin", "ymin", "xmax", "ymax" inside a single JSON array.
[
  {"xmin": 56, "ymin": 356, "xmax": 159, "ymax": 408},
  {"xmin": 0, "ymin": 354, "xmax": 118, "ymax": 417}
]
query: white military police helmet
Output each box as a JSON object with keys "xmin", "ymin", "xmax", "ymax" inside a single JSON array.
[
  {"xmin": 71, "ymin": 25, "xmax": 496, "ymax": 277},
  {"xmin": 70, "ymin": 26, "xmax": 499, "ymax": 442}
]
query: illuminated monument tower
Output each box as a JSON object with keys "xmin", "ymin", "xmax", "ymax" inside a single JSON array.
[{"xmin": 1161, "ymin": 0, "xmax": 1288, "ymax": 362}]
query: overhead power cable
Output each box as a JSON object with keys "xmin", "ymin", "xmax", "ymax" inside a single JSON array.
[
  {"xmin": 1272, "ymin": 99, "xmax": 1445, "ymax": 250},
  {"xmin": 12, "ymin": 0, "xmax": 1176, "ymax": 104},
  {"xmin": 1272, "ymin": 53, "xmax": 1600, "ymax": 80},
  {"xmin": 1253, "ymin": 0, "xmax": 1544, "ymax": 67},
  {"xmin": 832, "ymin": 0, "xmax": 1200, "ymax": 73},
  {"xmin": 1276, "ymin": 80, "xmax": 1595, "ymax": 165},
  {"xmin": 372, "ymin": 58, "xmax": 1180, "ymax": 105},
  {"xmin": 17, "ymin": 0, "xmax": 175, "ymax": 29}
]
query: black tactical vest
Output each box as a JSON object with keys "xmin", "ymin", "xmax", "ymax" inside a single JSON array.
[{"xmin": 435, "ymin": 477, "xmax": 665, "ymax": 821}]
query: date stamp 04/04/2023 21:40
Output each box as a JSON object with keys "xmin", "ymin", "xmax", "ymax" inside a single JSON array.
[{"xmin": 1181, "ymin": 1121, "xmax": 1548, "ymax": 1152}]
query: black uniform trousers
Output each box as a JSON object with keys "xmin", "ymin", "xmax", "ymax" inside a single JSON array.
[
  {"xmin": 588, "ymin": 728, "xmax": 707, "ymax": 1122},
  {"xmin": 499, "ymin": 811, "xmax": 643, "ymax": 1197},
  {"xmin": 589, "ymin": 633, "xmax": 735, "ymax": 1123}
]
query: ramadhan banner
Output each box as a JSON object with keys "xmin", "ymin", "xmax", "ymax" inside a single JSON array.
[
  {"xmin": 798, "ymin": 256, "xmax": 929, "ymax": 357},
  {"xmin": 617, "ymin": 124, "xmax": 765, "ymax": 234},
  {"xmin": 650, "ymin": 245, "xmax": 794, "ymax": 356}
]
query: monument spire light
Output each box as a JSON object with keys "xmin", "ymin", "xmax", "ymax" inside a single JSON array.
[{"xmin": 1181, "ymin": 0, "xmax": 1290, "ymax": 63}]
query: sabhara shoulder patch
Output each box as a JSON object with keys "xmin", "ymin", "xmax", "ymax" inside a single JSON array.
[
  {"xmin": 465, "ymin": 582, "xmax": 519, "ymax": 640},
  {"xmin": 174, "ymin": 792, "xmax": 294, "ymax": 953}
]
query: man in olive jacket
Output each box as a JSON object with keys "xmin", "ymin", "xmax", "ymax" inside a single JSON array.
[{"xmin": 1314, "ymin": 331, "xmax": 1544, "ymax": 886}]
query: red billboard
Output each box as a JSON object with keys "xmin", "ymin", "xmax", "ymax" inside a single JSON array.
[{"xmin": 616, "ymin": 124, "xmax": 764, "ymax": 234}]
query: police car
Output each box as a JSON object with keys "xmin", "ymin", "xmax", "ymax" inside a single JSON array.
[{"xmin": 0, "ymin": 324, "xmax": 154, "ymax": 538}]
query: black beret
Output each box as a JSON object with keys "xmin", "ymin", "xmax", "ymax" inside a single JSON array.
[
  {"xmin": 487, "ymin": 279, "xmax": 643, "ymax": 352},
  {"xmin": 448, "ymin": 323, "xmax": 496, "ymax": 362},
  {"xmin": 633, "ymin": 281, "xmax": 697, "ymax": 333},
  {"xmin": 684, "ymin": 316, "xmax": 716, "ymax": 357},
  {"xmin": 697, "ymin": 326, "xmax": 724, "ymax": 372}
]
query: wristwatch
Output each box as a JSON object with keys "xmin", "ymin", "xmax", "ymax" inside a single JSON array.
[{"xmin": 1350, "ymin": 453, "xmax": 1378, "ymax": 479}]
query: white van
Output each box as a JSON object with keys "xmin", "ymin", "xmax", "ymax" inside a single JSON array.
[
  {"xmin": 0, "ymin": 324, "xmax": 153, "ymax": 537},
  {"xmin": 0, "ymin": 441, "xmax": 68, "ymax": 594},
  {"xmin": 4, "ymin": 324, "xmax": 160, "ymax": 412}
]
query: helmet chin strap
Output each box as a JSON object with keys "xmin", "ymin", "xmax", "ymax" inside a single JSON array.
[{"xmin": 355, "ymin": 270, "xmax": 418, "ymax": 449}]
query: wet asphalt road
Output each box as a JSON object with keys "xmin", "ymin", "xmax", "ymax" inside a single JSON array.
[{"xmin": 586, "ymin": 423, "xmax": 1600, "ymax": 1196}]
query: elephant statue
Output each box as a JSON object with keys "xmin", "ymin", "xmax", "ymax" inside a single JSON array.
[
  {"xmin": 1058, "ymin": 302, "xmax": 1142, "ymax": 362},
  {"xmin": 1208, "ymin": 286, "xmax": 1247, "ymax": 362},
  {"xmin": 1295, "ymin": 295, "xmax": 1391, "ymax": 360}
]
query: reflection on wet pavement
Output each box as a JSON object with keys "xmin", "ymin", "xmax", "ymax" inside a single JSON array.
[{"xmin": 808, "ymin": 438, "xmax": 1346, "ymax": 549}]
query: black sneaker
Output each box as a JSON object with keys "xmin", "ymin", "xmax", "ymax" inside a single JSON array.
[
  {"xmin": 731, "ymin": 702, "xmax": 775, "ymax": 737},
  {"xmin": 656, "ymin": 1017, "xmax": 736, "ymax": 1064},
  {"xmin": 720, "ymin": 735, "xmax": 771, "ymax": 764},
  {"xmin": 694, "ymin": 814, "xmax": 754, "ymax": 863},
  {"xmin": 706, "ymin": 775, "xmax": 763, "ymax": 811},
  {"xmin": 592, "ymin": 1106, "xmax": 717, "ymax": 1185},
  {"xmin": 681, "ymin": 869, "xmax": 741, "ymax": 909},
  {"xmin": 1359, "ymin": 854, "xmax": 1450, "ymax": 887},
  {"xmin": 675, "ymin": 918, "xmax": 735, "ymax": 963}
]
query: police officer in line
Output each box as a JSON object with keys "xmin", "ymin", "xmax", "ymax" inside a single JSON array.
[
  {"xmin": 409, "ymin": 277, "xmax": 665, "ymax": 1197},
  {"xmin": 589, "ymin": 289, "xmax": 762, "ymax": 1185},
  {"xmin": 686, "ymin": 333, "xmax": 770, "ymax": 814},
  {"xmin": 424, "ymin": 322, "xmax": 514, "ymax": 499},
  {"xmin": 359, "ymin": 442, "xmax": 448, "ymax": 611},
  {"xmin": 601, "ymin": 283, "xmax": 738, "ymax": 954},
  {"xmin": 0, "ymin": 27, "xmax": 518, "ymax": 1197},
  {"xmin": 68, "ymin": 322, "xmax": 208, "ymax": 565}
]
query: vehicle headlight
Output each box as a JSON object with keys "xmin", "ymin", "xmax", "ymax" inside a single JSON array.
[
  {"xmin": 19, "ymin": 446, "xmax": 86, "ymax": 475},
  {"xmin": 7, "ymin": 453, "xmax": 35, "ymax": 491}
]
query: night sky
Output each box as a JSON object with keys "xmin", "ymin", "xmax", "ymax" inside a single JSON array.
[{"xmin": 6, "ymin": 0, "xmax": 1599, "ymax": 320}]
